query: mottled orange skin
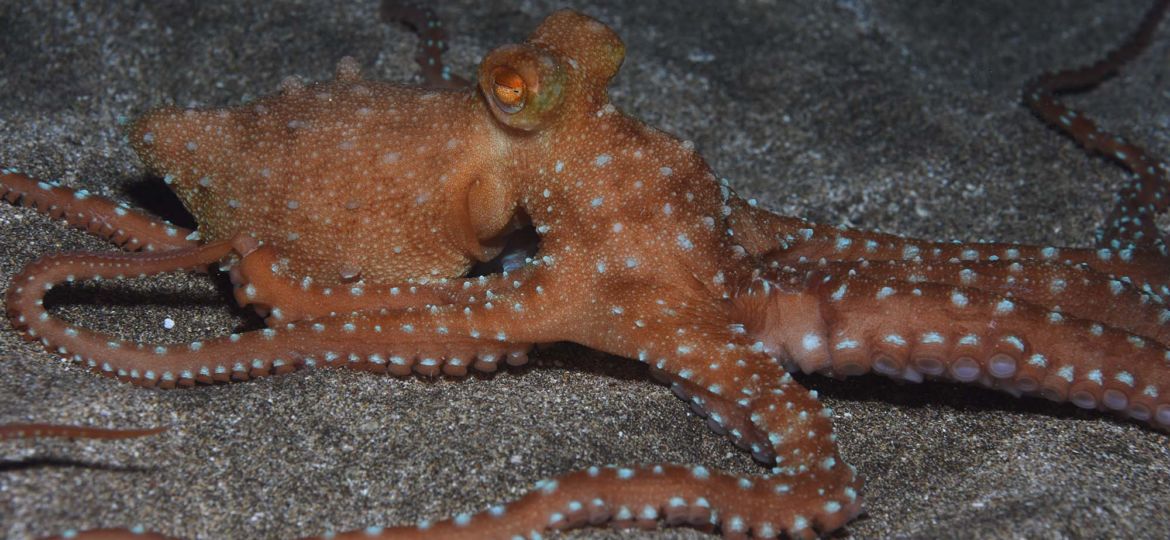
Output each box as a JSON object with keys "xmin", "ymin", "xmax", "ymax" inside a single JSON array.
[
  {"xmin": 132, "ymin": 72, "xmax": 504, "ymax": 284},
  {"xmin": 127, "ymin": 14, "xmax": 706, "ymax": 293},
  {"xmin": 128, "ymin": 11, "xmax": 757, "ymax": 352}
]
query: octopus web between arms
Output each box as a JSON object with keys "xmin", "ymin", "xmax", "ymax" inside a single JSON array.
[{"xmin": 2, "ymin": 3, "xmax": 1170, "ymax": 539}]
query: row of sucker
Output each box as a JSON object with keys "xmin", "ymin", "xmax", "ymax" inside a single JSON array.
[
  {"xmin": 737, "ymin": 269, "xmax": 1170, "ymax": 429},
  {"xmin": 1, "ymin": 169, "xmax": 196, "ymax": 252},
  {"xmin": 5, "ymin": 240, "xmax": 532, "ymax": 389}
]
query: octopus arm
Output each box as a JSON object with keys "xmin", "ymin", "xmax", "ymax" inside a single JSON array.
[
  {"xmin": 307, "ymin": 458, "xmax": 856, "ymax": 539},
  {"xmin": 353, "ymin": 356, "xmax": 865, "ymax": 539},
  {"xmin": 4, "ymin": 239, "xmax": 868, "ymax": 537},
  {"xmin": 542, "ymin": 290, "xmax": 863, "ymax": 536},
  {"xmin": 0, "ymin": 169, "xmax": 196, "ymax": 251},
  {"xmin": 742, "ymin": 205, "xmax": 1162, "ymax": 283},
  {"xmin": 1027, "ymin": 83, "xmax": 1169, "ymax": 253},
  {"xmin": 227, "ymin": 241, "xmax": 462, "ymax": 324},
  {"xmin": 1025, "ymin": 0, "xmax": 1170, "ymax": 253},
  {"xmin": 729, "ymin": 200, "xmax": 1170, "ymax": 293},
  {"xmin": 379, "ymin": 0, "xmax": 469, "ymax": 89},
  {"xmin": 725, "ymin": 0, "xmax": 1170, "ymax": 290},
  {"xmin": 733, "ymin": 268, "xmax": 1170, "ymax": 428},
  {"xmin": 5, "ymin": 237, "xmax": 550, "ymax": 385},
  {"xmin": 791, "ymin": 259, "xmax": 1170, "ymax": 346},
  {"xmin": 33, "ymin": 531, "xmax": 176, "ymax": 540},
  {"xmin": 0, "ymin": 423, "xmax": 164, "ymax": 440}
]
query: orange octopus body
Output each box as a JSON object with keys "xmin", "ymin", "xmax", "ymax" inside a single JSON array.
[
  {"xmin": 131, "ymin": 77, "xmax": 503, "ymax": 285},
  {"xmin": 3, "ymin": 4, "xmax": 1170, "ymax": 540}
]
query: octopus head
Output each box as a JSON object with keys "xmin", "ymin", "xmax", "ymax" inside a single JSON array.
[{"xmin": 477, "ymin": 10, "xmax": 625, "ymax": 131}]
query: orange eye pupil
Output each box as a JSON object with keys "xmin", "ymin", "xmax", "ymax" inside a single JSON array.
[{"xmin": 491, "ymin": 68, "xmax": 526, "ymax": 110}]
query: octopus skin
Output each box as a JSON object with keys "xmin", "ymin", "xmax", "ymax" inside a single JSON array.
[{"xmin": 2, "ymin": 1, "xmax": 1170, "ymax": 539}]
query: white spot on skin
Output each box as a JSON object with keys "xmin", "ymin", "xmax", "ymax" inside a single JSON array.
[
  {"xmin": 883, "ymin": 334, "xmax": 907, "ymax": 346},
  {"xmin": 1050, "ymin": 279, "xmax": 1067, "ymax": 294},
  {"xmin": 959, "ymin": 268, "xmax": 976, "ymax": 284},
  {"xmin": 951, "ymin": 291, "xmax": 969, "ymax": 308},
  {"xmin": 835, "ymin": 339, "xmax": 859, "ymax": 350},
  {"xmin": 1002, "ymin": 335, "xmax": 1024, "ymax": 351},
  {"xmin": 1109, "ymin": 280, "xmax": 1125, "ymax": 296}
]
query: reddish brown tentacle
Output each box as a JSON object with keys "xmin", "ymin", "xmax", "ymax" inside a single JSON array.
[
  {"xmin": 735, "ymin": 268, "xmax": 1170, "ymax": 429},
  {"xmin": 230, "ymin": 243, "xmax": 454, "ymax": 324},
  {"xmin": 4, "ymin": 424, "xmax": 170, "ymax": 540},
  {"xmin": 1024, "ymin": 0, "xmax": 1170, "ymax": 253},
  {"xmin": 0, "ymin": 169, "xmax": 196, "ymax": 251},
  {"xmin": 727, "ymin": 2, "xmax": 1170, "ymax": 284},
  {"xmin": 380, "ymin": 1, "xmax": 470, "ymax": 88},
  {"xmin": 9, "ymin": 245, "xmax": 864, "ymax": 538},
  {"xmin": 6, "ymin": 240, "xmax": 234, "ymax": 386},
  {"xmin": 37, "ymin": 530, "xmax": 177, "ymax": 540},
  {"xmin": 0, "ymin": 423, "xmax": 164, "ymax": 441},
  {"xmin": 790, "ymin": 258, "xmax": 1170, "ymax": 347},
  {"xmin": 294, "ymin": 345, "xmax": 862, "ymax": 539},
  {"xmin": 729, "ymin": 200, "xmax": 1170, "ymax": 296},
  {"xmin": 305, "ymin": 462, "xmax": 856, "ymax": 539},
  {"xmin": 4, "ymin": 236, "xmax": 541, "ymax": 386}
]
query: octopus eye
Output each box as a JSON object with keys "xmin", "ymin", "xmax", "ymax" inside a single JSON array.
[
  {"xmin": 491, "ymin": 67, "xmax": 527, "ymax": 113},
  {"xmin": 479, "ymin": 44, "xmax": 564, "ymax": 130}
]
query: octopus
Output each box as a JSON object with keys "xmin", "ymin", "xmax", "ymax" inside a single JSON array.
[{"xmin": 2, "ymin": 1, "xmax": 1170, "ymax": 539}]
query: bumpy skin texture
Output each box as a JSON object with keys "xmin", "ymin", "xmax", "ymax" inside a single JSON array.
[{"xmin": 2, "ymin": 3, "xmax": 1170, "ymax": 540}]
